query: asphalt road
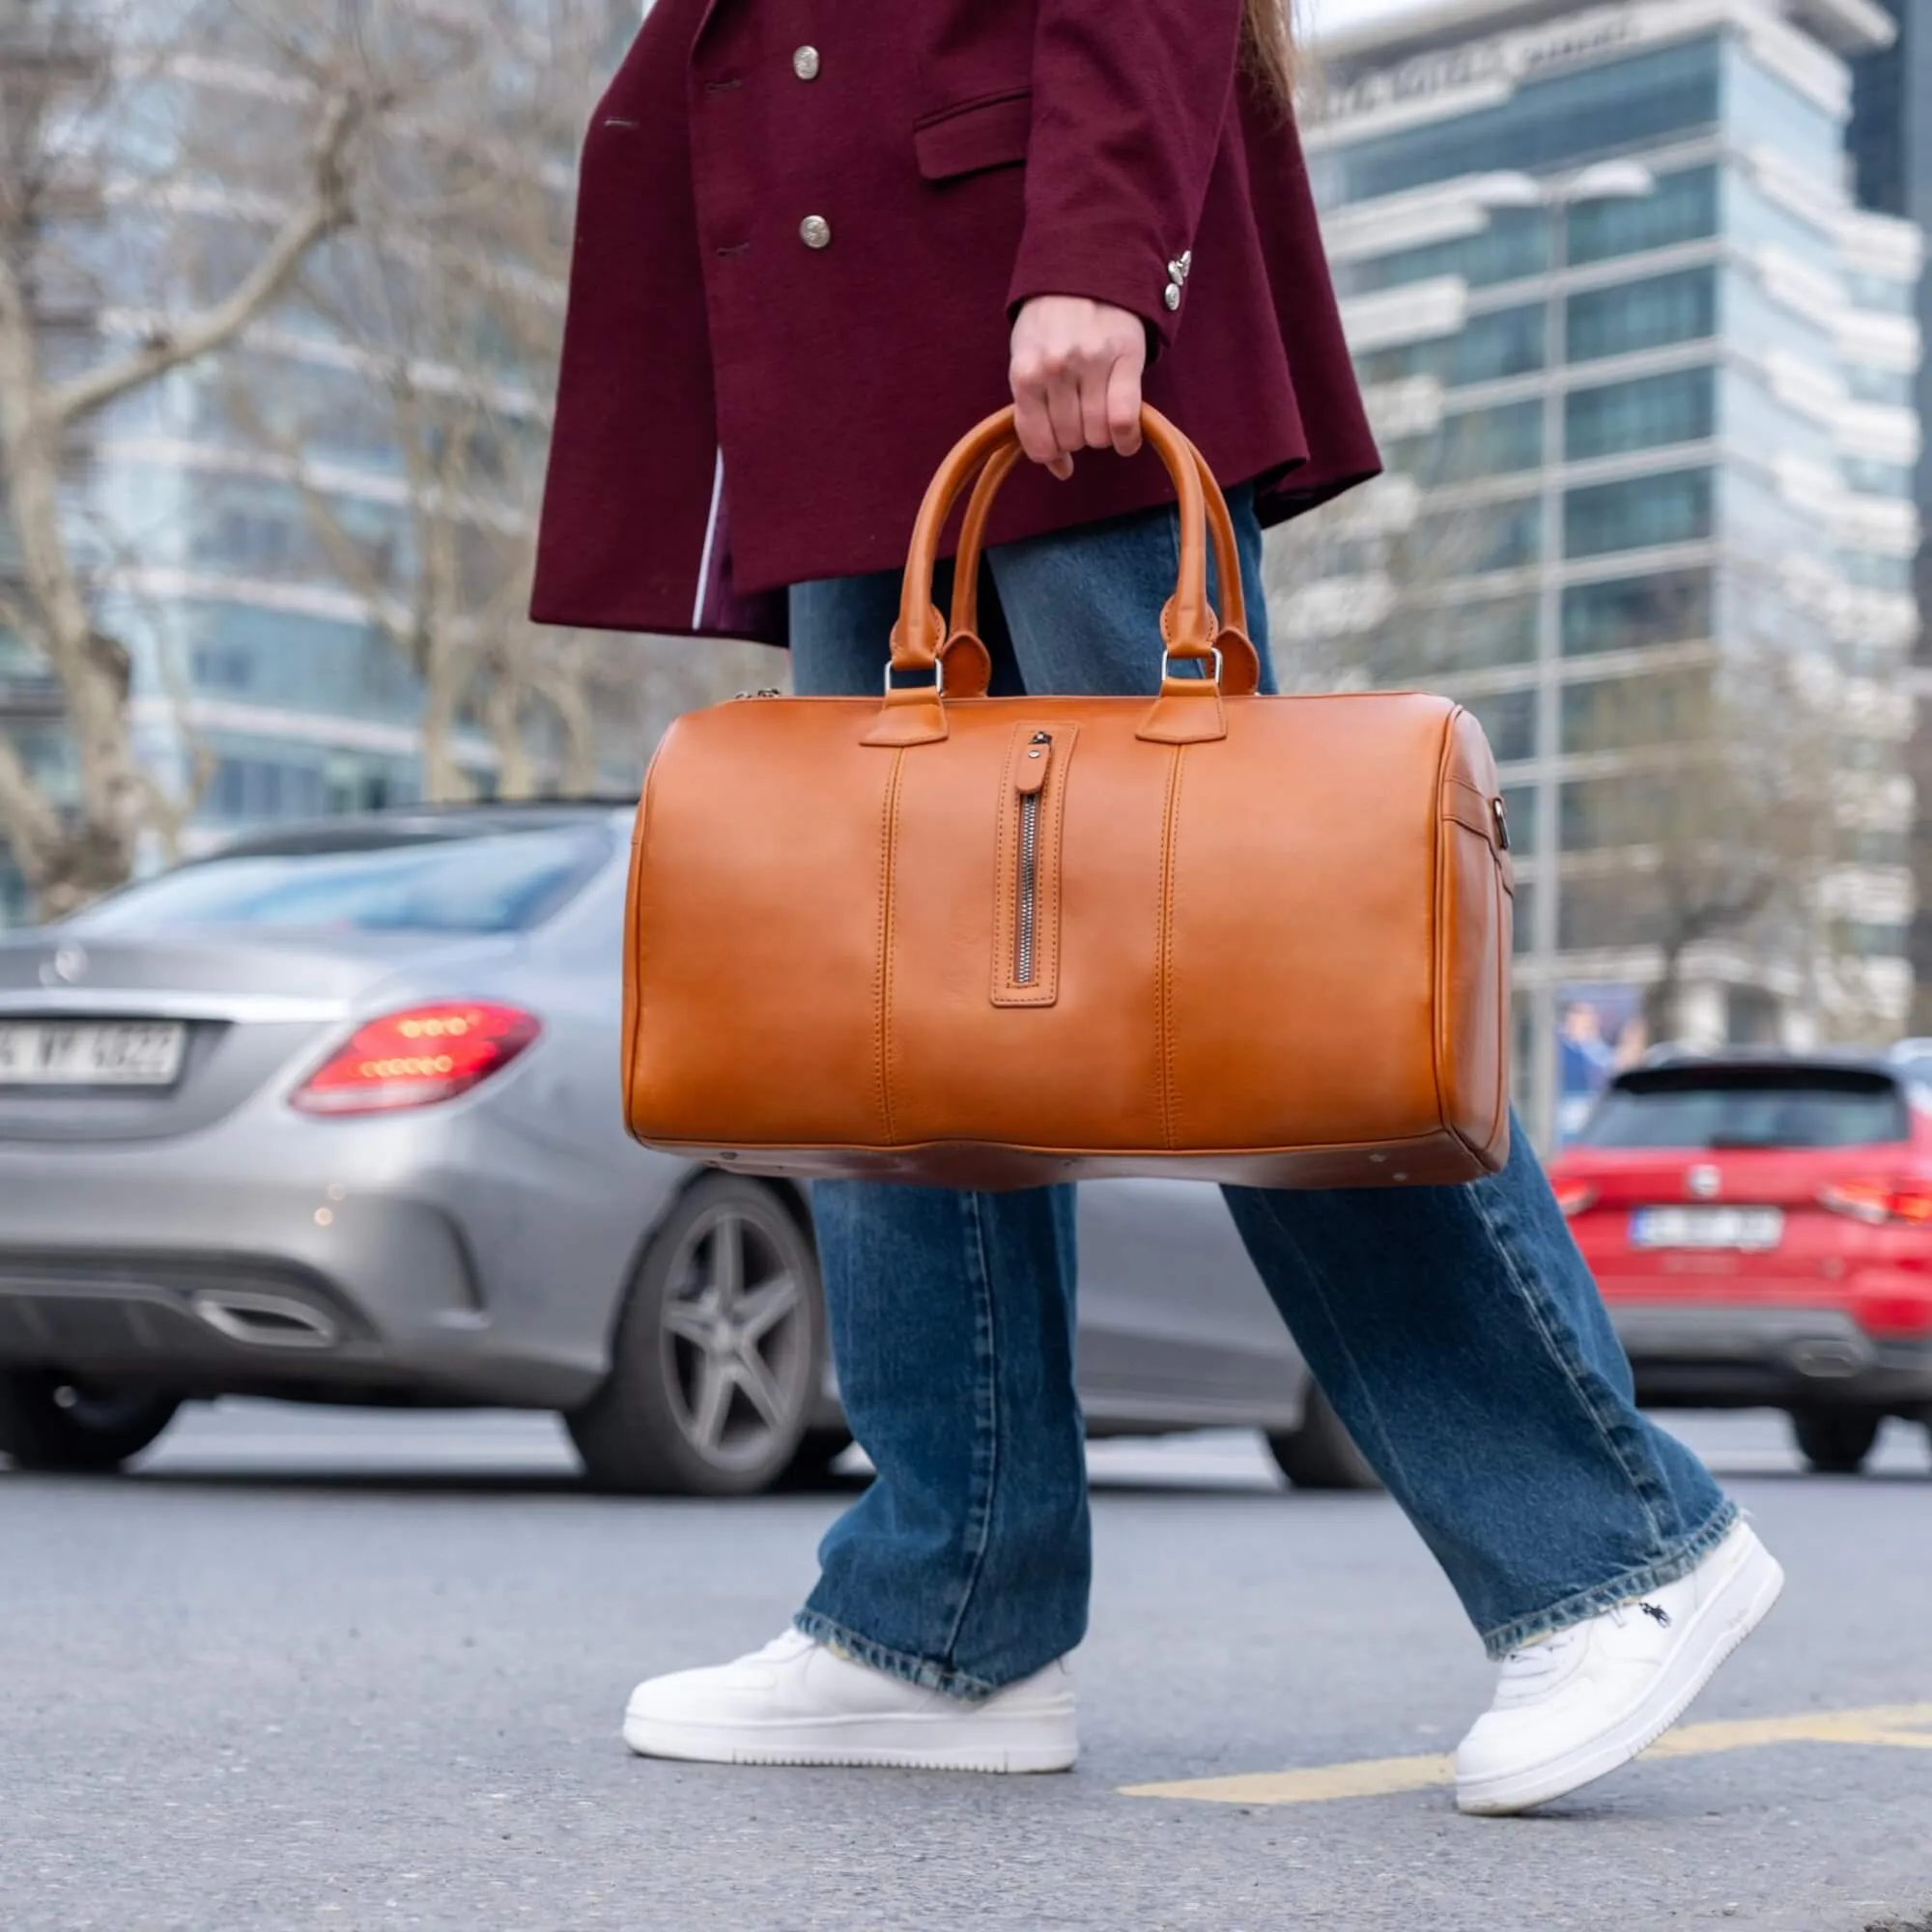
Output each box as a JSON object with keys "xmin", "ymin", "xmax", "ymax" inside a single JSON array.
[{"xmin": 4, "ymin": 1408, "xmax": 1930, "ymax": 1932}]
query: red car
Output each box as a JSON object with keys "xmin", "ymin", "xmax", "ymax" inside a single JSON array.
[{"xmin": 1547, "ymin": 1052, "xmax": 1932, "ymax": 1475}]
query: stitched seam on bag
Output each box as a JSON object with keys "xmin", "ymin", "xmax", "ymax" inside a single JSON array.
[
  {"xmin": 875, "ymin": 749, "xmax": 905, "ymax": 1146},
  {"xmin": 1156, "ymin": 745, "xmax": 1185, "ymax": 1150},
  {"xmin": 1429, "ymin": 711, "xmax": 1454, "ymax": 1139}
]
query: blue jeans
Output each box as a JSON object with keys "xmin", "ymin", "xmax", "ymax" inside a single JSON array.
[{"xmin": 787, "ymin": 489, "xmax": 1734, "ymax": 1699}]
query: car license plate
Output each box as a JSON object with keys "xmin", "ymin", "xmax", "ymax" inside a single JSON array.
[
  {"xmin": 1629, "ymin": 1207, "xmax": 1784, "ymax": 1252},
  {"xmin": 0, "ymin": 1019, "xmax": 186, "ymax": 1088}
]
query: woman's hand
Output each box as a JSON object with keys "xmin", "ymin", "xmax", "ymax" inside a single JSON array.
[{"xmin": 1009, "ymin": 296, "xmax": 1147, "ymax": 479}]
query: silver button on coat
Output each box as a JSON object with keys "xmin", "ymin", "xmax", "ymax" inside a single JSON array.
[
  {"xmin": 1164, "ymin": 281, "xmax": 1181, "ymax": 311},
  {"xmin": 800, "ymin": 214, "xmax": 833, "ymax": 249},
  {"xmin": 792, "ymin": 45, "xmax": 820, "ymax": 80}
]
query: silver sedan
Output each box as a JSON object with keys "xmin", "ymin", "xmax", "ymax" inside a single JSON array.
[{"xmin": 0, "ymin": 805, "xmax": 1369, "ymax": 1494}]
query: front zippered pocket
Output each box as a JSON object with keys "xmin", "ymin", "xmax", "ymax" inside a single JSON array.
[
  {"xmin": 1014, "ymin": 732, "xmax": 1051, "ymax": 985},
  {"xmin": 993, "ymin": 722, "xmax": 1075, "ymax": 1007}
]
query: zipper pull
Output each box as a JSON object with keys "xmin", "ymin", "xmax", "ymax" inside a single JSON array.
[{"xmin": 1016, "ymin": 731, "xmax": 1053, "ymax": 795}]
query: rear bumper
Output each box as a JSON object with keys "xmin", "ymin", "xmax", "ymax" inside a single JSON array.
[
  {"xmin": 1610, "ymin": 1301, "xmax": 1932, "ymax": 1411},
  {"xmin": 0, "ymin": 1107, "xmax": 674, "ymax": 1409}
]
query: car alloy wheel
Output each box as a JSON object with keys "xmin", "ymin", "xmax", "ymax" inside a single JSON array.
[
  {"xmin": 658, "ymin": 1191, "xmax": 813, "ymax": 1475},
  {"xmin": 567, "ymin": 1175, "xmax": 826, "ymax": 1496}
]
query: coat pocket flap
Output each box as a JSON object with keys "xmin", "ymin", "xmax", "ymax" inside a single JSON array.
[{"xmin": 914, "ymin": 90, "xmax": 1032, "ymax": 182}]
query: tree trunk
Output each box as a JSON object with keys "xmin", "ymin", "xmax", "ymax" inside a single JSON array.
[
  {"xmin": 418, "ymin": 645, "xmax": 474, "ymax": 804},
  {"xmin": 483, "ymin": 668, "xmax": 537, "ymax": 801}
]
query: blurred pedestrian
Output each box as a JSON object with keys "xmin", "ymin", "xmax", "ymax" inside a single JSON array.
[{"xmin": 532, "ymin": 0, "xmax": 1781, "ymax": 1816}]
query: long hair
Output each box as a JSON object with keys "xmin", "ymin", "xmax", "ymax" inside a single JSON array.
[{"xmin": 1241, "ymin": 0, "xmax": 1297, "ymax": 105}]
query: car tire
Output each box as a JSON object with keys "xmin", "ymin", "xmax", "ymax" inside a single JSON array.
[
  {"xmin": 0, "ymin": 1372, "xmax": 181, "ymax": 1473},
  {"xmin": 567, "ymin": 1175, "xmax": 826, "ymax": 1497},
  {"xmin": 1789, "ymin": 1406, "xmax": 1883, "ymax": 1475},
  {"xmin": 1267, "ymin": 1385, "xmax": 1381, "ymax": 1492}
]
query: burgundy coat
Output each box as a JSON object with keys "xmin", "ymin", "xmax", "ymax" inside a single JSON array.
[{"xmin": 530, "ymin": 0, "xmax": 1378, "ymax": 646}]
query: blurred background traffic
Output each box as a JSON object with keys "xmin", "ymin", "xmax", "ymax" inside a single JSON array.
[{"xmin": 5, "ymin": 0, "xmax": 1932, "ymax": 1489}]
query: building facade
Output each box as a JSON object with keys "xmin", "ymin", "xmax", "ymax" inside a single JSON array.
[
  {"xmin": 1848, "ymin": 0, "xmax": 1932, "ymax": 1034},
  {"xmin": 1301, "ymin": 0, "xmax": 1922, "ymax": 1143},
  {"xmin": 0, "ymin": 4, "xmax": 692, "ymax": 929}
]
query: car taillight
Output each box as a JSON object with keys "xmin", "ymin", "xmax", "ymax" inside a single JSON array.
[
  {"xmin": 1551, "ymin": 1179, "xmax": 1598, "ymax": 1218},
  {"xmin": 291, "ymin": 1003, "xmax": 541, "ymax": 1116},
  {"xmin": 1817, "ymin": 1178, "xmax": 1932, "ymax": 1227}
]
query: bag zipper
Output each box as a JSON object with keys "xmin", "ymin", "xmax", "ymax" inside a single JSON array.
[{"xmin": 1013, "ymin": 732, "xmax": 1053, "ymax": 986}]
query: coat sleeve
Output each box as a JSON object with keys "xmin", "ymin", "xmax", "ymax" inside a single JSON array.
[{"xmin": 1006, "ymin": 0, "xmax": 1244, "ymax": 348}]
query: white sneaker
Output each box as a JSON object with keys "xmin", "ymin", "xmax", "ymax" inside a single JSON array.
[
  {"xmin": 621, "ymin": 1629, "xmax": 1079, "ymax": 1773},
  {"xmin": 1455, "ymin": 1520, "xmax": 1784, "ymax": 1816}
]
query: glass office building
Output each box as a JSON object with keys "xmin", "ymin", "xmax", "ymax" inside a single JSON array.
[
  {"xmin": 1849, "ymin": 0, "xmax": 1932, "ymax": 1032},
  {"xmin": 1301, "ymin": 0, "xmax": 1921, "ymax": 1142},
  {"xmin": 0, "ymin": 9, "xmax": 661, "ymax": 928}
]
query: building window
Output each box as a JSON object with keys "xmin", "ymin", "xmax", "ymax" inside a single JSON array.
[
  {"xmin": 1562, "ymin": 569, "xmax": 1712, "ymax": 656},
  {"xmin": 1565, "ymin": 366, "xmax": 1715, "ymax": 462},
  {"xmin": 1466, "ymin": 688, "xmax": 1537, "ymax": 763},
  {"xmin": 1559, "ymin": 876, "xmax": 1665, "ymax": 950},
  {"xmin": 1368, "ymin": 594, "xmax": 1539, "ymax": 680},
  {"xmin": 1840, "ymin": 551, "xmax": 1914, "ymax": 591},
  {"xmin": 1565, "ymin": 165, "xmax": 1718, "ymax": 267},
  {"xmin": 190, "ymin": 646, "xmax": 254, "ymax": 692},
  {"xmin": 1566, "ymin": 269, "xmax": 1716, "ymax": 363},
  {"xmin": 1844, "ymin": 270, "xmax": 1917, "ymax": 316},
  {"xmin": 1561, "ymin": 668, "xmax": 1712, "ymax": 755},
  {"xmin": 1845, "ymin": 364, "xmax": 1913, "ymax": 406},
  {"xmin": 1842, "ymin": 920, "xmax": 1909, "ymax": 958},
  {"xmin": 207, "ymin": 757, "xmax": 330, "ymax": 822},
  {"xmin": 1356, "ymin": 303, "xmax": 1546, "ymax": 389},
  {"xmin": 1322, "ymin": 38, "xmax": 1720, "ymax": 205},
  {"xmin": 1564, "ymin": 469, "xmax": 1712, "ymax": 558},
  {"xmin": 1396, "ymin": 399, "xmax": 1544, "ymax": 482},
  {"xmin": 1843, "ymin": 455, "xmax": 1915, "ymax": 497},
  {"xmin": 1338, "ymin": 207, "xmax": 1548, "ymax": 298},
  {"xmin": 1850, "ymin": 828, "xmax": 1907, "ymax": 867}
]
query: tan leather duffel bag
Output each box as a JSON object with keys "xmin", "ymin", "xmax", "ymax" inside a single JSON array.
[{"xmin": 622, "ymin": 407, "xmax": 1514, "ymax": 1189}]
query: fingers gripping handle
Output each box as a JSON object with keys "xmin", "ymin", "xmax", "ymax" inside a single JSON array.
[
  {"xmin": 887, "ymin": 406, "xmax": 1239, "ymax": 698},
  {"xmin": 945, "ymin": 431, "xmax": 1260, "ymax": 699}
]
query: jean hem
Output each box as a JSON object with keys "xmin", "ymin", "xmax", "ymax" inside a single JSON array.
[
  {"xmin": 1478, "ymin": 1498, "xmax": 1741, "ymax": 1661},
  {"xmin": 792, "ymin": 1610, "xmax": 997, "ymax": 1702}
]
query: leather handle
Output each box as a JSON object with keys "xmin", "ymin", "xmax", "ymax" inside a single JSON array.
[
  {"xmin": 947, "ymin": 436, "xmax": 1253, "ymax": 667},
  {"xmin": 889, "ymin": 406, "xmax": 1225, "ymax": 694}
]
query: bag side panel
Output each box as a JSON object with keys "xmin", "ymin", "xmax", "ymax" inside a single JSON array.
[
  {"xmin": 1166, "ymin": 694, "xmax": 1448, "ymax": 1153},
  {"xmin": 625, "ymin": 702, "xmax": 892, "ymax": 1149},
  {"xmin": 1434, "ymin": 707, "xmax": 1513, "ymax": 1171}
]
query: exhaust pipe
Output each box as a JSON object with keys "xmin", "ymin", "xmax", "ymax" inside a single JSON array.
[
  {"xmin": 192, "ymin": 1291, "xmax": 339, "ymax": 1350},
  {"xmin": 1787, "ymin": 1338, "xmax": 1868, "ymax": 1379}
]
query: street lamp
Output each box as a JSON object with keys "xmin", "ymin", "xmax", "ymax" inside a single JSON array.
[{"xmin": 1464, "ymin": 162, "xmax": 1656, "ymax": 1148}]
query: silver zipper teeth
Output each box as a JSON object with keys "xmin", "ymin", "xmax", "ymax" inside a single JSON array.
[{"xmin": 1015, "ymin": 790, "xmax": 1040, "ymax": 986}]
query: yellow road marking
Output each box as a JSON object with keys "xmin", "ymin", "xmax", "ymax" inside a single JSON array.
[{"xmin": 1120, "ymin": 1703, "xmax": 1932, "ymax": 1806}]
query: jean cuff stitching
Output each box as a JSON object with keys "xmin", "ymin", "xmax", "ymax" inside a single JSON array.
[
  {"xmin": 1478, "ymin": 1499, "xmax": 1740, "ymax": 1660},
  {"xmin": 792, "ymin": 1609, "xmax": 996, "ymax": 1701}
]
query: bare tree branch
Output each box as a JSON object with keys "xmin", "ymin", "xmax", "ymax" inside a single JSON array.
[{"xmin": 47, "ymin": 85, "xmax": 373, "ymax": 430}]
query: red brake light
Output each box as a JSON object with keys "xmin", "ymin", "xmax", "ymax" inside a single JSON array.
[
  {"xmin": 1552, "ymin": 1179, "xmax": 1598, "ymax": 1218},
  {"xmin": 291, "ymin": 1003, "xmax": 541, "ymax": 1116},
  {"xmin": 1818, "ymin": 1178, "xmax": 1932, "ymax": 1226}
]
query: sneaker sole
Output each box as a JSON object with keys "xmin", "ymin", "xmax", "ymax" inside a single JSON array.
[
  {"xmin": 1456, "ymin": 1526, "xmax": 1786, "ymax": 1817},
  {"xmin": 621, "ymin": 1708, "xmax": 1079, "ymax": 1775}
]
